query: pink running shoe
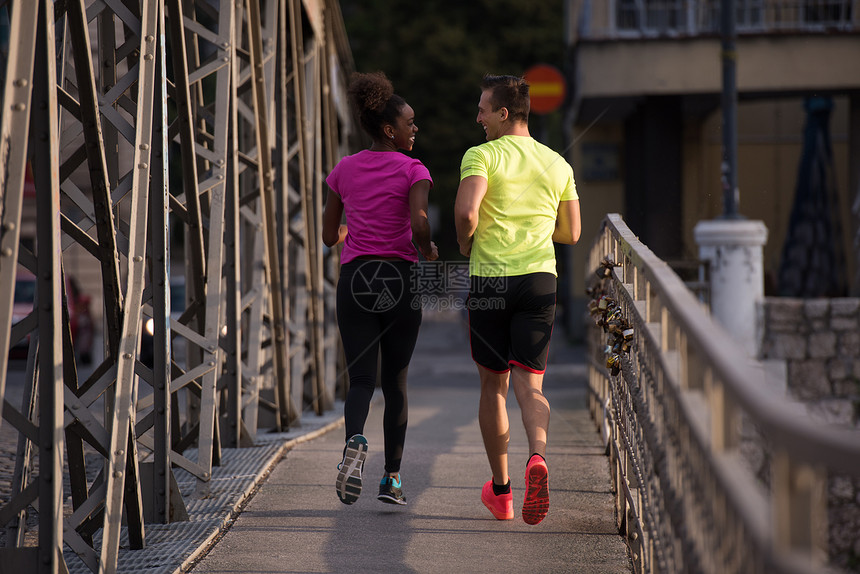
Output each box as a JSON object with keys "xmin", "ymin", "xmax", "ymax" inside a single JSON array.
[
  {"xmin": 522, "ymin": 455, "xmax": 549, "ymax": 525},
  {"xmin": 481, "ymin": 480, "xmax": 514, "ymax": 520}
]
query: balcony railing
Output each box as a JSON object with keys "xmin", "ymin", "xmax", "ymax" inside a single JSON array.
[{"xmin": 578, "ymin": 0, "xmax": 859, "ymax": 40}]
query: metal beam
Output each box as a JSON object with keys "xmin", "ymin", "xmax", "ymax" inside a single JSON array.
[
  {"xmin": 32, "ymin": 3, "xmax": 66, "ymax": 572},
  {"xmin": 247, "ymin": 0, "xmax": 292, "ymax": 431},
  {"xmin": 0, "ymin": 0, "xmax": 38, "ymax": 420}
]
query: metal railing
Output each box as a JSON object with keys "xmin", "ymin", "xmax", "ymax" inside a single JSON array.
[
  {"xmin": 0, "ymin": 1, "xmax": 351, "ymax": 572},
  {"xmin": 587, "ymin": 214, "xmax": 860, "ymax": 573},
  {"xmin": 578, "ymin": 0, "xmax": 859, "ymax": 39}
]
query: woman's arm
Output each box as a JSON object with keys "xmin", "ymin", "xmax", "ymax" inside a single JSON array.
[
  {"xmin": 322, "ymin": 189, "xmax": 347, "ymax": 247},
  {"xmin": 409, "ymin": 179, "xmax": 438, "ymax": 260}
]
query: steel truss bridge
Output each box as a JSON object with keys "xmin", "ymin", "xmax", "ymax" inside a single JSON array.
[{"xmin": 0, "ymin": 0, "xmax": 352, "ymax": 572}]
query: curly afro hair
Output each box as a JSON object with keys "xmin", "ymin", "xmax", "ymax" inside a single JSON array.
[{"xmin": 348, "ymin": 71, "xmax": 407, "ymax": 141}]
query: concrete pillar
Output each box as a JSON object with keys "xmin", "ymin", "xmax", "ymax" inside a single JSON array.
[{"xmin": 694, "ymin": 219, "xmax": 768, "ymax": 355}]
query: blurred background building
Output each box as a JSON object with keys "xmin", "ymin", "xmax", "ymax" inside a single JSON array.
[{"xmin": 565, "ymin": 0, "xmax": 860, "ymax": 305}]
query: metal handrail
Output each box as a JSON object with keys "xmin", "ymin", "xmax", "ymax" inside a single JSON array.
[
  {"xmin": 606, "ymin": 214, "xmax": 860, "ymax": 471},
  {"xmin": 587, "ymin": 213, "xmax": 860, "ymax": 573}
]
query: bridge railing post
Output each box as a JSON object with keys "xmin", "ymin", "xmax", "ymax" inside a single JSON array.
[{"xmin": 771, "ymin": 451, "xmax": 828, "ymax": 568}]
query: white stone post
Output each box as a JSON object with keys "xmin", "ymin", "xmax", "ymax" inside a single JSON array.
[{"xmin": 694, "ymin": 219, "xmax": 768, "ymax": 355}]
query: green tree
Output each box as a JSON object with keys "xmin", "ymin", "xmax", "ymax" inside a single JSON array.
[{"xmin": 339, "ymin": 0, "xmax": 566, "ymax": 257}]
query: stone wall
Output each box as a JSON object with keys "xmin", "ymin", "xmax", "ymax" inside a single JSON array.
[
  {"xmin": 759, "ymin": 297, "xmax": 860, "ymax": 426},
  {"xmin": 759, "ymin": 297, "xmax": 860, "ymax": 572}
]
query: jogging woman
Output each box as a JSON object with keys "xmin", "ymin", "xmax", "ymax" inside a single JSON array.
[{"xmin": 323, "ymin": 71, "xmax": 438, "ymax": 506}]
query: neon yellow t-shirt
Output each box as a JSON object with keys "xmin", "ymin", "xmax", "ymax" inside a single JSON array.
[{"xmin": 460, "ymin": 135, "xmax": 578, "ymax": 277}]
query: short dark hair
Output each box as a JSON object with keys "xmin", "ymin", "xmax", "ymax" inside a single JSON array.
[
  {"xmin": 480, "ymin": 75, "xmax": 529, "ymax": 123},
  {"xmin": 348, "ymin": 71, "xmax": 407, "ymax": 141}
]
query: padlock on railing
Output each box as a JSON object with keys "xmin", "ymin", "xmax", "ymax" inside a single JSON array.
[
  {"xmin": 621, "ymin": 327, "xmax": 634, "ymax": 352},
  {"xmin": 589, "ymin": 272, "xmax": 632, "ymax": 363},
  {"xmin": 595, "ymin": 255, "xmax": 620, "ymax": 279},
  {"xmin": 606, "ymin": 353, "xmax": 621, "ymax": 376},
  {"xmin": 606, "ymin": 307, "xmax": 623, "ymax": 323}
]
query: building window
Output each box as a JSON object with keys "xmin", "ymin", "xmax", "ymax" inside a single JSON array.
[
  {"xmin": 801, "ymin": 0, "xmax": 853, "ymax": 27},
  {"xmin": 616, "ymin": 0, "xmax": 686, "ymax": 34},
  {"xmin": 609, "ymin": 0, "xmax": 855, "ymax": 36}
]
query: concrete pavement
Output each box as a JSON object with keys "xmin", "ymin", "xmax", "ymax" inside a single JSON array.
[{"xmin": 188, "ymin": 313, "xmax": 632, "ymax": 574}]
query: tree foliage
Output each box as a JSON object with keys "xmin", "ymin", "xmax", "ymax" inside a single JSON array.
[{"xmin": 339, "ymin": 0, "xmax": 565, "ymax": 256}]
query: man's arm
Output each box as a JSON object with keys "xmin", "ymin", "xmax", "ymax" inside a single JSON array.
[
  {"xmin": 454, "ymin": 175, "xmax": 488, "ymax": 257},
  {"xmin": 552, "ymin": 199, "xmax": 581, "ymax": 245}
]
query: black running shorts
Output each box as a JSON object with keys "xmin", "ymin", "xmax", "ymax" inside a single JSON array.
[{"xmin": 467, "ymin": 272, "xmax": 557, "ymax": 374}]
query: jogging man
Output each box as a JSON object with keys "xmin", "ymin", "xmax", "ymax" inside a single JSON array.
[{"xmin": 454, "ymin": 74, "xmax": 581, "ymax": 524}]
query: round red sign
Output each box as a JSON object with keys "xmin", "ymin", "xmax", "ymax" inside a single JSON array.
[{"xmin": 523, "ymin": 64, "xmax": 566, "ymax": 115}]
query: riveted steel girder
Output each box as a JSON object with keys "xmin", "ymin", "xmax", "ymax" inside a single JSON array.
[{"xmin": 0, "ymin": 1, "xmax": 352, "ymax": 571}]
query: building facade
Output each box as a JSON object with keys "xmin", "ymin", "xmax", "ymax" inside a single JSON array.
[{"xmin": 566, "ymin": 0, "xmax": 860, "ymax": 297}]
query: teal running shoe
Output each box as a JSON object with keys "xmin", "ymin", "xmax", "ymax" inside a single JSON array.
[{"xmin": 377, "ymin": 475, "xmax": 406, "ymax": 505}]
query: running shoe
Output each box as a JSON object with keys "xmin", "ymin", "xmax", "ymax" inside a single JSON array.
[
  {"xmin": 377, "ymin": 475, "xmax": 407, "ymax": 505},
  {"xmin": 481, "ymin": 479, "xmax": 513, "ymax": 520},
  {"xmin": 522, "ymin": 455, "xmax": 549, "ymax": 525},
  {"xmin": 336, "ymin": 434, "xmax": 368, "ymax": 505}
]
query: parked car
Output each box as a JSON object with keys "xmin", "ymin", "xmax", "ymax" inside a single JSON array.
[{"xmin": 9, "ymin": 271, "xmax": 95, "ymax": 364}]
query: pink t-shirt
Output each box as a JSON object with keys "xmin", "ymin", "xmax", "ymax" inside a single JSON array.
[{"xmin": 326, "ymin": 150, "xmax": 432, "ymax": 264}]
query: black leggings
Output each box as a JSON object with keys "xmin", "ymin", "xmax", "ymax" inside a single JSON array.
[{"xmin": 336, "ymin": 259, "xmax": 421, "ymax": 474}]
